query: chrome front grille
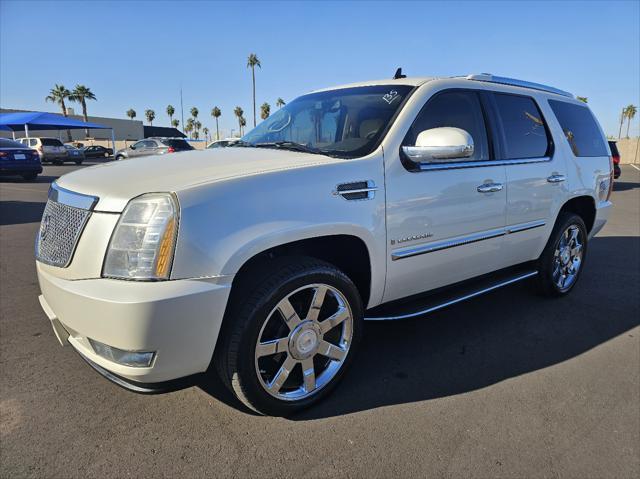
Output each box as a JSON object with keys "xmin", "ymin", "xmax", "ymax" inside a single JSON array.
[{"xmin": 36, "ymin": 198, "xmax": 92, "ymax": 268}]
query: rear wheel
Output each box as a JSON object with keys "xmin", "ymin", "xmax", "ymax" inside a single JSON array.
[
  {"xmin": 115, "ymin": 155, "xmax": 125, "ymax": 161},
  {"xmin": 74, "ymin": 159, "xmax": 83, "ymax": 165},
  {"xmin": 536, "ymin": 212, "xmax": 588, "ymax": 297},
  {"xmin": 215, "ymin": 257, "xmax": 363, "ymax": 416}
]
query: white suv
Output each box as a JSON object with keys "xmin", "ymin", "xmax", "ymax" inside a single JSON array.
[{"xmin": 36, "ymin": 74, "xmax": 613, "ymax": 415}]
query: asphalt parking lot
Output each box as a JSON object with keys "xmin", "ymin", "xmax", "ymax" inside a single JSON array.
[{"xmin": 1, "ymin": 162, "xmax": 639, "ymax": 478}]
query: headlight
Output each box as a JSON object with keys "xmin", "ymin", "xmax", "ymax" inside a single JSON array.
[{"xmin": 103, "ymin": 193, "xmax": 179, "ymax": 280}]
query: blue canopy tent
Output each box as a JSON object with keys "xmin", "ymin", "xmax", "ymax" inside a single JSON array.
[{"xmin": 0, "ymin": 112, "xmax": 116, "ymax": 153}]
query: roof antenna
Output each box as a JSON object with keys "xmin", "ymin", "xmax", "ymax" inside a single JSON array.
[{"xmin": 393, "ymin": 68, "xmax": 406, "ymax": 80}]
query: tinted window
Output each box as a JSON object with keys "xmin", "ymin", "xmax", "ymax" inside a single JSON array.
[
  {"xmin": 145, "ymin": 140, "xmax": 158, "ymax": 148},
  {"xmin": 493, "ymin": 94, "xmax": 550, "ymax": 159},
  {"xmin": 29, "ymin": 139, "xmax": 37, "ymax": 146},
  {"xmin": 405, "ymin": 90, "xmax": 489, "ymax": 161},
  {"xmin": 161, "ymin": 139, "xmax": 193, "ymax": 150},
  {"xmin": 549, "ymin": 100, "xmax": 608, "ymax": 157},
  {"xmin": 41, "ymin": 138, "xmax": 63, "ymax": 146},
  {"xmin": 132, "ymin": 141, "xmax": 146, "ymax": 149},
  {"xmin": 0, "ymin": 138, "xmax": 27, "ymax": 148}
]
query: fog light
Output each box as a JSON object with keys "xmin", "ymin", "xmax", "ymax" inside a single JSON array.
[{"xmin": 89, "ymin": 339, "xmax": 155, "ymax": 368}]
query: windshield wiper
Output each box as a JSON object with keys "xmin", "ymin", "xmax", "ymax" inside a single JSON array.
[{"xmin": 254, "ymin": 141, "xmax": 326, "ymax": 156}]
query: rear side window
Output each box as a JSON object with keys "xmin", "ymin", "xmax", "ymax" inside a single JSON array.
[
  {"xmin": 405, "ymin": 90, "xmax": 489, "ymax": 162},
  {"xmin": 161, "ymin": 139, "xmax": 193, "ymax": 150},
  {"xmin": 549, "ymin": 100, "xmax": 608, "ymax": 157},
  {"xmin": 41, "ymin": 138, "xmax": 63, "ymax": 146},
  {"xmin": 492, "ymin": 93, "xmax": 551, "ymax": 159}
]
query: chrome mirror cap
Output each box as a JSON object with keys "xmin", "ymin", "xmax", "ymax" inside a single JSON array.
[{"xmin": 402, "ymin": 127, "xmax": 474, "ymax": 163}]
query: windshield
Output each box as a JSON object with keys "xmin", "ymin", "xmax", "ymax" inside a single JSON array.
[
  {"xmin": 239, "ymin": 85, "xmax": 414, "ymax": 158},
  {"xmin": 161, "ymin": 139, "xmax": 193, "ymax": 150}
]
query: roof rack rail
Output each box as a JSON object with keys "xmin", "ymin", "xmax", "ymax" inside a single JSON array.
[{"xmin": 466, "ymin": 73, "xmax": 573, "ymax": 98}]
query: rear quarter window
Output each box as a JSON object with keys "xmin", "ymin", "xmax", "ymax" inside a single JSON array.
[
  {"xmin": 161, "ymin": 139, "xmax": 193, "ymax": 150},
  {"xmin": 492, "ymin": 93, "xmax": 551, "ymax": 159},
  {"xmin": 41, "ymin": 138, "xmax": 63, "ymax": 146},
  {"xmin": 548, "ymin": 100, "xmax": 608, "ymax": 157}
]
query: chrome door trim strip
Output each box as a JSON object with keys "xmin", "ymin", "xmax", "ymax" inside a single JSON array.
[
  {"xmin": 49, "ymin": 182, "xmax": 98, "ymax": 211},
  {"xmin": 391, "ymin": 220, "xmax": 546, "ymax": 261},
  {"xmin": 365, "ymin": 271, "xmax": 538, "ymax": 321},
  {"xmin": 392, "ymin": 227, "xmax": 505, "ymax": 260},
  {"xmin": 506, "ymin": 219, "xmax": 547, "ymax": 234},
  {"xmin": 418, "ymin": 157, "xmax": 551, "ymax": 172}
]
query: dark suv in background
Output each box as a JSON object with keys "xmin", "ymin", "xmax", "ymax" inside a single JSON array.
[
  {"xmin": 115, "ymin": 137, "xmax": 194, "ymax": 161},
  {"xmin": 608, "ymin": 141, "xmax": 621, "ymax": 179}
]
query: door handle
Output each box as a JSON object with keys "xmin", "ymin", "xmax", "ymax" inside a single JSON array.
[
  {"xmin": 477, "ymin": 183, "xmax": 503, "ymax": 193},
  {"xmin": 547, "ymin": 174, "xmax": 566, "ymax": 183}
]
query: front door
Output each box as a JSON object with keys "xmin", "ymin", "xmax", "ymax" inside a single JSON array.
[{"xmin": 384, "ymin": 89, "xmax": 507, "ymax": 302}]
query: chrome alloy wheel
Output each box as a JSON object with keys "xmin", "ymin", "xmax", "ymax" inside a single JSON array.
[
  {"xmin": 553, "ymin": 225, "xmax": 584, "ymax": 291},
  {"xmin": 254, "ymin": 283, "xmax": 353, "ymax": 401}
]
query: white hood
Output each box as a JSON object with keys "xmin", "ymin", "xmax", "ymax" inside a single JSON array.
[{"xmin": 56, "ymin": 148, "xmax": 337, "ymax": 212}]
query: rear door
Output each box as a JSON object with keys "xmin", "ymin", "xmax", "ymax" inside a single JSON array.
[
  {"xmin": 384, "ymin": 89, "xmax": 508, "ymax": 302},
  {"xmin": 488, "ymin": 92, "xmax": 564, "ymax": 266}
]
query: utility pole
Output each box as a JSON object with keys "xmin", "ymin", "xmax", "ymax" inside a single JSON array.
[{"xmin": 180, "ymin": 85, "xmax": 185, "ymax": 133}]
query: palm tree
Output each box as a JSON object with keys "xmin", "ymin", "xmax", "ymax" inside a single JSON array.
[
  {"xmin": 577, "ymin": 96, "xmax": 588, "ymax": 103},
  {"xmin": 190, "ymin": 107, "xmax": 199, "ymax": 119},
  {"xmin": 239, "ymin": 116, "xmax": 247, "ymax": 136},
  {"xmin": 260, "ymin": 102, "xmax": 271, "ymax": 120},
  {"xmin": 167, "ymin": 105, "xmax": 175, "ymax": 125},
  {"xmin": 194, "ymin": 120, "xmax": 202, "ymax": 138},
  {"xmin": 126, "ymin": 109, "xmax": 136, "ymax": 120},
  {"xmin": 247, "ymin": 53, "xmax": 261, "ymax": 127},
  {"xmin": 171, "ymin": 119, "xmax": 179, "ymax": 129},
  {"xmin": 185, "ymin": 118, "xmax": 194, "ymax": 139},
  {"xmin": 69, "ymin": 85, "xmax": 97, "ymax": 138},
  {"xmin": 145, "ymin": 109, "xmax": 155, "ymax": 126},
  {"xmin": 276, "ymin": 98, "xmax": 286, "ymax": 109},
  {"xmin": 211, "ymin": 107, "xmax": 221, "ymax": 140},
  {"xmin": 193, "ymin": 131, "xmax": 200, "ymax": 140},
  {"xmin": 625, "ymin": 104, "xmax": 637, "ymax": 138},
  {"xmin": 619, "ymin": 107, "xmax": 626, "ymax": 139},
  {"xmin": 234, "ymin": 106, "xmax": 244, "ymax": 137},
  {"xmin": 45, "ymin": 84, "xmax": 73, "ymax": 141},
  {"xmin": 203, "ymin": 127, "xmax": 209, "ymax": 142}
]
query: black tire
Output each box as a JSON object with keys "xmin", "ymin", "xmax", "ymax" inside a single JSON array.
[
  {"xmin": 115, "ymin": 155, "xmax": 124, "ymax": 161},
  {"xmin": 21, "ymin": 172, "xmax": 38, "ymax": 181},
  {"xmin": 75, "ymin": 159, "xmax": 83, "ymax": 165},
  {"xmin": 536, "ymin": 212, "xmax": 588, "ymax": 297},
  {"xmin": 214, "ymin": 256, "xmax": 363, "ymax": 416},
  {"xmin": 53, "ymin": 160, "xmax": 63, "ymax": 165}
]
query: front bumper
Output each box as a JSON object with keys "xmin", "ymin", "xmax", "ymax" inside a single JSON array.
[
  {"xmin": 37, "ymin": 264, "xmax": 232, "ymax": 384},
  {"xmin": 590, "ymin": 200, "xmax": 612, "ymax": 239}
]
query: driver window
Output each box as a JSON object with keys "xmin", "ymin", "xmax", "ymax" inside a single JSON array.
[
  {"xmin": 132, "ymin": 141, "xmax": 146, "ymax": 149},
  {"xmin": 406, "ymin": 90, "xmax": 489, "ymax": 162}
]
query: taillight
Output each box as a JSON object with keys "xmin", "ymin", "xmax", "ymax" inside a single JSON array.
[
  {"xmin": 606, "ymin": 156, "xmax": 614, "ymax": 201},
  {"xmin": 0, "ymin": 151, "xmax": 8, "ymax": 157},
  {"xmin": 167, "ymin": 147, "xmax": 176, "ymax": 153},
  {"xmin": 612, "ymin": 155, "xmax": 620, "ymax": 165}
]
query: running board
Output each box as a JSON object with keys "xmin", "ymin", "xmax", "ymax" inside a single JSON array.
[{"xmin": 365, "ymin": 270, "xmax": 538, "ymax": 321}]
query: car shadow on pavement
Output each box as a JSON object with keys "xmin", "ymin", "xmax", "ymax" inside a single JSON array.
[
  {"xmin": 613, "ymin": 180, "xmax": 639, "ymax": 192},
  {"xmin": 200, "ymin": 236, "xmax": 640, "ymax": 419},
  {"xmin": 0, "ymin": 200, "xmax": 46, "ymax": 226},
  {"xmin": 1, "ymin": 175, "xmax": 59, "ymax": 184}
]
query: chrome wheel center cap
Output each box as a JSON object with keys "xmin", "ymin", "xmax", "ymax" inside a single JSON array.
[
  {"xmin": 289, "ymin": 322, "xmax": 320, "ymax": 360},
  {"xmin": 560, "ymin": 247, "xmax": 571, "ymax": 265}
]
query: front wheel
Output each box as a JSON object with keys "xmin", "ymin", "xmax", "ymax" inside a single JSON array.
[
  {"xmin": 215, "ymin": 257, "xmax": 363, "ymax": 416},
  {"xmin": 536, "ymin": 212, "xmax": 588, "ymax": 297},
  {"xmin": 74, "ymin": 159, "xmax": 83, "ymax": 165}
]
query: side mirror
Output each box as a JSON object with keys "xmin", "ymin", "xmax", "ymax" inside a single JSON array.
[
  {"xmin": 402, "ymin": 127, "xmax": 474, "ymax": 163},
  {"xmin": 129, "ymin": 145, "xmax": 136, "ymax": 150}
]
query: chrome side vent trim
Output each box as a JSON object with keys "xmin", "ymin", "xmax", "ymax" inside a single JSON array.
[{"xmin": 333, "ymin": 180, "xmax": 377, "ymax": 201}]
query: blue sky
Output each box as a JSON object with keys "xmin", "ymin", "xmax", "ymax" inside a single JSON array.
[{"xmin": 1, "ymin": 0, "xmax": 639, "ymax": 137}]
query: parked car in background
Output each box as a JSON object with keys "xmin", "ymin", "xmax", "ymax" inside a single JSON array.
[
  {"xmin": 115, "ymin": 137, "xmax": 193, "ymax": 160},
  {"xmin": 82, "ymin": 145, "xmax": 113, "ymax": 159},
  {"xmin": 18, "ymin": 137, "xmax": 68, "ymax": 164},
  {"xmin": 207, "ymin": 138, "xmax": 239, "ymax": 149},
  {"xmin": 608, "ymin": 141, "xmax": 621, "ymax": 179},
  {"xmin": 64, "ymin": 144, "xmax": 85, "ymax": 165},
  {"xmin": 0, "ymin": 138, "xmax": 42, "ymax": 180},
  {"xmin": 35, "ymin": 73, "xmax": 613, "ymax": 416}
]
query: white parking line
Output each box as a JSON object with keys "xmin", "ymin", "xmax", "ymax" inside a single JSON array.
[{"xmin": 630, "ymin": 164, "xmax": 640, "ymax": 172}]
